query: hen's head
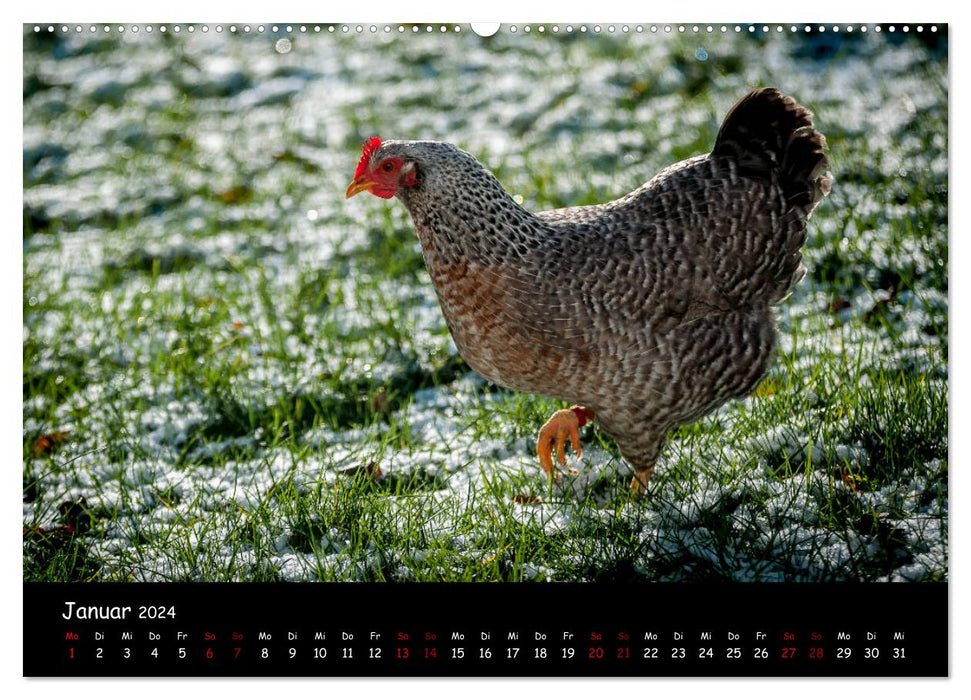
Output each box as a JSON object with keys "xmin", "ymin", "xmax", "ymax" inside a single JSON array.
[
  {"xmin": 345, "ymin": 138, "xmax": 492, "ymax": 205},
  {"xmin": 345, "ymin": 137, "xmax": 419, "ymax": 200}
]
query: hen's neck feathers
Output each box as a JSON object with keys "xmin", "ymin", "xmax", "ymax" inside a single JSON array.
[{"xmin": 390, "ymin": 141, "xmax": 547, "ymax": 266}]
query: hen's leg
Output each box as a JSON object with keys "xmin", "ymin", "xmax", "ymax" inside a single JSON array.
[
  {"xmin": 536, "ymin": 405, "xmax": 593, "ymax": 478},
  {"xmin": 629, "ymin": 463, "xmax": 656, "ymax": 497},
  {"xmin": 618, "ymin": 434, "xmax": 664, "ymax": 498}
]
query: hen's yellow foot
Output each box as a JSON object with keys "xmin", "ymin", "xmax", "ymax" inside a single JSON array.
[
  {"xmin": 629, "ymin": 467, "xmax": 654, "ymax": 498},
  {"xmin": 537, "ymin": 406, "xmax": 591, "ymax": 478}
]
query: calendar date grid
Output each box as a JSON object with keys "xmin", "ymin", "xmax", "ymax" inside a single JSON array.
[{"xmin": 59, "ymin": 625, "xmax": 917, "ymax": 671}]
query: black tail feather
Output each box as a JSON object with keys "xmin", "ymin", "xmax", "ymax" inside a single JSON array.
[{"xmin": 714, "ymin": 87, "xmax": 832, "ymax": 212}]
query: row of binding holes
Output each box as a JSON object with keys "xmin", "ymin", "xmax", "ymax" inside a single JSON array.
[
  {"xmin": 31, "ymin": 25, "xmax": 462, "ymax": 34},
  {"xmin": 32, "ymin": 24, "xmax": 940, "ymax": 34}
]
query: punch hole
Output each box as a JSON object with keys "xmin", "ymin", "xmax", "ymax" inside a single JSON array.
[{"xmin": 470, "ymin": 23, "xmax": 500, "ymax": 37}]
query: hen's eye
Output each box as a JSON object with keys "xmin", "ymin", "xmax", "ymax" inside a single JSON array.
[{"xmin": 382, "ymin": 162, "xmax": 394, "ymax": 172}]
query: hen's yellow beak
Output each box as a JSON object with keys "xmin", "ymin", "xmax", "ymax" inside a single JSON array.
[{"xmin": 345, "ymin": 177, "xmax": 377, "ymax": 199}]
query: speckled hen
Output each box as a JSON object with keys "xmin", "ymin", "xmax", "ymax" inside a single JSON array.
[{"xmin": 346, "ymin": 88, "xmax": 831, "ymax": 495}]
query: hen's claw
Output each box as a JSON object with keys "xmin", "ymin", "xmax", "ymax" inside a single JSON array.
[{"xmin": 537, "ymin": 407, "xmax": 586, "ymax": 478}]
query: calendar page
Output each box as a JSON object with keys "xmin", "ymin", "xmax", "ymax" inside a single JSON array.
[{"xmin": 22, "ymin": 20, "xmax": 948, "ymax": 677}]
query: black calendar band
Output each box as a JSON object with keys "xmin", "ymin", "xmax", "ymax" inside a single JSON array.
[{"xmin": 24, "ymin": 581, "xmax": 947, "ymax": 677}]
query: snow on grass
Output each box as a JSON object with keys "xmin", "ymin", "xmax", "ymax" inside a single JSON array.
[{"xmin": 23, "ymin": 27, "xmax": 947, "ymax": 583}]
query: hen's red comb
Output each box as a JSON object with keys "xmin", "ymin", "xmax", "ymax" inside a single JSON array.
[{"xmin": 354, "ymin": 136, "xmax": 382, "ymax": 179}]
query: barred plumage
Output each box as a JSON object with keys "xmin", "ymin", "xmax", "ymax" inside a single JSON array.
[{"xmin": 346, "ymin": 88, "xmax": 831, "ymax": 494}]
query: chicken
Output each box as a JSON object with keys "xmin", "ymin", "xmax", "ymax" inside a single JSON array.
[{"xmin": 345, "ymin": 88, "xmax": 831, "ymax": 496}]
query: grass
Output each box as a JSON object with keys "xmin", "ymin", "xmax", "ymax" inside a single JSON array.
[{"xmin": 23, "ymin": 26, "xmax": 947, "ymax": 583}]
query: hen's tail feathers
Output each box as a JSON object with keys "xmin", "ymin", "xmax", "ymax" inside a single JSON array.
[{"xmin": 713, "ymin": 87, "xmax": 833, "ymax": 214}]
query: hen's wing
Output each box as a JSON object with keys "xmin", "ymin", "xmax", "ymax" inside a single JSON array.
[{"xmin": 532, "ymin": 88, "xmax": 831, "ymax": 333}]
